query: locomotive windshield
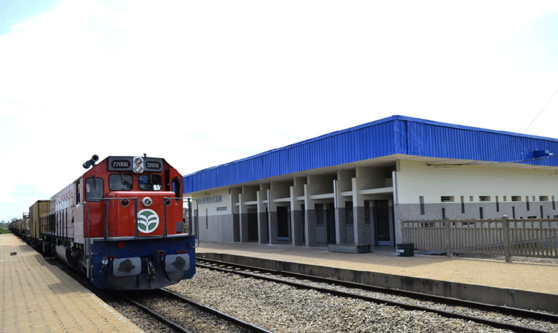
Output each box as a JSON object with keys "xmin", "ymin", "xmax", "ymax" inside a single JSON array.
[
  {"xmin": 139, "ymin": 174, "xmax": 162, "ymax": 191},
  {"xmin": 109, "ymin": 174, "xmax": 133, "ymax": 191},
  {"xmin": 85, "ymin": 177, "xmax": 104, "ymax": 200}
]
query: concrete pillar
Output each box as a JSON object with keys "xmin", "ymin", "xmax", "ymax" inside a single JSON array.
[
  {"xmin": 334, "ymin": 180, "xmax": 346, "ymax": 244},
  {"xmin": 303, "ymin": 184, "xmax": 316, "ymax": 247},
  {"xmin": 256, "ymin": 190, "xmax": 269, "ymax": 244},
  {"xmin": 268, "ymin": 189, "xmax": 278, "ymax": 244},
  {"xmin": 238, "ymin": 193, "xmax": 248, "ymax": 242},
  {"xmin": 230, "ymin": 188, "xmax": 241, "ymax": 242},
  {"xmin": 290, "ymin": 186, "xmax": 304, "ymax": 246},
  {"xmin": 392, "ymin": 169, "xmax": 403, "ymax": 245},
  {"xmin": 335, "ymin": 170, "xmax": 355, "ymax": 245},
  {"xmin": 352, "ymin": 177, "xmax": 367, "ymax": 245},
  {"xmin": 388, "ymin": 198, "xmax": 395, "ymax": 246}
]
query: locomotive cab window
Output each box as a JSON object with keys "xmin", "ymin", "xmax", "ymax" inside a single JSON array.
[
  {"xmin": 109, "ymin": 174, "xmax": 133, "ymax": 191},
  {"xmin": 172, "ymin": 176, "xmax": 181, "ymax": 198},
  {"xmin": 85, "ymin": 177, "xmax": 104, "ymax": 201},
  {"xmin": 139, "ymin": 174, "xmax": 162, "ymax": 191}
]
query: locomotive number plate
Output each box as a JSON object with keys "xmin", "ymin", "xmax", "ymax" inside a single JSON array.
[
  {"xmin": 111, "ymin": 160, "xmax": 131, "ymax": 169},
  {"xmin": 145, "ymin": 161, "xmax": 161, "ymax": 170}
]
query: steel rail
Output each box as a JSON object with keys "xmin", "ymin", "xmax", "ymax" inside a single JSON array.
[
  {"xmin": 197, "ymin": 258, "xmax": 555, "ymax": 333},
  {"xmin": 114, "ymin": 291, "xmax": 192, "ymax": 333},
  {"xmin": 117, "ymin": 289, "xmax": 272, "ymax": 333},
  {"xmin": 197, "ymin": 257, "xmax": 558, "ymax": 323},
  {"xmin": 159, "ymin": 289, "xmax": 274, "ymax": 333}
]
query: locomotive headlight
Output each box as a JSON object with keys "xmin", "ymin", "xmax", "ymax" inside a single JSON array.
[
  {"xmin": 142, "ymin": 197, "xmax": 153, "ymax": 207},
  {"xmin": 133, "ymin": 156, "xmax": 144, "ymax": 173}
]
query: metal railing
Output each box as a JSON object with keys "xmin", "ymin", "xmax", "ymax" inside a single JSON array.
[
  {"xmin": 90, "ymin": 197, "xmax": 193, "ymax": 241},
  {"xmin": 39, "ymin": 198, "xmax": 197, "ymax": 242},
  {"xmin": 402, "ymin": 216, "xmax": 558, "ymax": 262}
]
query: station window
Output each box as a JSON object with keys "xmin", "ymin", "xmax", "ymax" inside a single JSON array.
[
  {"xmin": 479, "ymin": 196, "xmax": 491, "ymax": 202},
  {"xmin": 109, "ymin": 174, "xmax": 133, "ymax": 191},
  {"xmin": 511, "ymin": 196, "xmax": 522, "ymax": 202},
  {"xmin": 441, "ymin": 196, "xmax": 454, "ymax": 202},
  {"xmin": 139, "ymin": 174, "xmax": 162, "ymax": 191},
  {"xmin": 540, "ymin": 196, "xmax": 549, "ymax": 202}
]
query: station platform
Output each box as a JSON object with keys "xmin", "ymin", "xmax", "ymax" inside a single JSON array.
[
  {"xmin": 0, "ymin": 234, "xmax": 142, "ymax": 333},
  {"xmin": 196, "ymin": 241, "xmax": 558, "ymax": 313}
]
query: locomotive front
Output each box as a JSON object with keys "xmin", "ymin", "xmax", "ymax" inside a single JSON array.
[{"xmin": 77, "ymin": 155, "xmax": 196, "ymax": 289}]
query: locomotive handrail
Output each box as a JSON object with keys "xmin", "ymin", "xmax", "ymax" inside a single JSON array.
[
  {"xmin": 134, "ymin": 198, "xmax": 139, "ymax": 239},
  {"xmin": 104, "ymin": 199, "xmax": 108, "ymax": 240},
  {"xmin": 163, "ymin": 197, "xmax": 168, "ymax": 238},
  {"xmin": 97, "ymin": 197, "xmax": 140, "ymax": 241},
  {"xmin": 81, "ymin": 197, "xmax": 189, "ymax": 241},
  {"xmin": 93, "ymin": 196, "xmax": 185, "ymax": 241},
  {"xmin": 192, "ymin": 198, "xmax": 200, "ymax": 248}
]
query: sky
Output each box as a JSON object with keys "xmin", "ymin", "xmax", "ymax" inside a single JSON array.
[{"xmin": 1, "ymin": 0, "xmax": 558, "ymax": 222}]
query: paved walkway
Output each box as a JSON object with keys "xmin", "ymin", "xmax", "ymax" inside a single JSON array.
[
  {"xmin": 0, "ymin": 234, "xmax": 143, "ymax": 333},
  {"xmin": 197, "ymin": 241, "xmax": 558, "ymax": 295}
]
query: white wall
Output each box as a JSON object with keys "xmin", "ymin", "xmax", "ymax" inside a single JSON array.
[
  {"xmin": 396, "ymin": 160, "xmax": 558, "ymax": 205},
  {"xmin": 195, "ymin": 189, "xmax": 235, "ymax": 242}
]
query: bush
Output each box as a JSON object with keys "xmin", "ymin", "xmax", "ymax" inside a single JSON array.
[{"xmin": 0, "ymin": 227, "xmax": 10, "ymax": 234}]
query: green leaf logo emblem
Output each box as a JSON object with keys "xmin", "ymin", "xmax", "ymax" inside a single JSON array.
[{"xmin": 137, "ymin": 209, "xmax": 159, "ymax": 233}]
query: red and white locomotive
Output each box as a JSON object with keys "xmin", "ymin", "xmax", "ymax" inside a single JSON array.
[{"xmin": 42, "ymin": 155, "xmax": 196, "ymax": 289}]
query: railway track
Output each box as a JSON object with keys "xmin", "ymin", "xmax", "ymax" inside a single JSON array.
[
  {"xmin": 45, "ymin": 251, "xmax": 558, "ymax": 332},
  {"xmin": 196, "ymin": 257, "xmax": 558, "ymax": 333},
  {"xmin": 114, "ymin": 289, "xmax": 273, "ymax": 333},
  {"xmin": 44, "ymin": 255, "xmax": 271, "ymax": 333}
]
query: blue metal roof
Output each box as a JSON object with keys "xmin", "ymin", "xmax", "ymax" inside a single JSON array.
[{"xmin": 183, "ymin": 115, "xmax": 558, "ymax": 193}]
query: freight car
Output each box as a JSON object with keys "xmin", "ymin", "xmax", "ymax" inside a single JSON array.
[
  {"xmin": 37, "ymin": 154, "xmax": 197, "ymax": 290},
  {"xmin": 28, "ymin": 200, "xmax": 50, "ymax": 249},
  {"xmin": 10, "ymin": 215, "xmax": 29, "ymax": 240}
]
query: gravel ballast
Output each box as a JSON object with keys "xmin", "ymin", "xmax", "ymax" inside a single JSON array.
[{"xmin": 166, "ymin": 268, "xmax": 544, "ymax": 332}]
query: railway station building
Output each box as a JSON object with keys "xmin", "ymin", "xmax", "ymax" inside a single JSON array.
[{"xmin": 183, "ymin": 115, "xmax": 558, "ymax": 249}]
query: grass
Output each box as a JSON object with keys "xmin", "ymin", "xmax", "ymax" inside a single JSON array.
[{"xmin": 0, "ymin": 227, "xmax": 10, "ymax": 234}]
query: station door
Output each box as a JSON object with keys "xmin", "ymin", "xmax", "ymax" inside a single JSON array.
[
  {"xmin": 374, "ymin": 200, "xmax": 391, "ymax": 245},
  {"xmin": 277, "ymin": 206, "xmax": 289, "ymax": 241},
  {"xmin": 247, "ymin": 208, "xmax": 258, "ymax": 241}
]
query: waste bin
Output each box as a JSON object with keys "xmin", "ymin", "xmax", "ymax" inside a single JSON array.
[{"xmin": 396, "ymin": 243, "xmax": 414, "ymax": 257}]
